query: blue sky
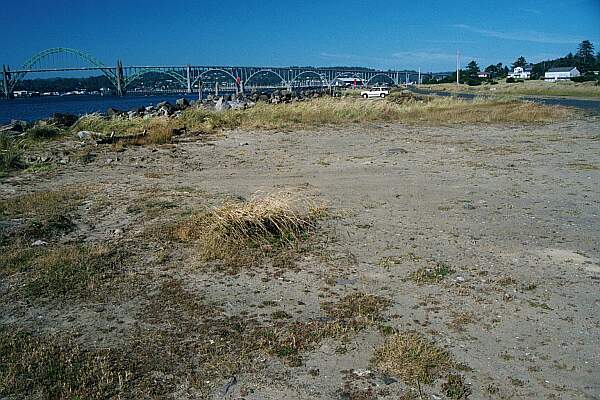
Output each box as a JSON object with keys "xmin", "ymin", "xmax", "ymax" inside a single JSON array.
[{"xmin": 1, "ymin": 0, "xmax": 598, "ymax": 72}]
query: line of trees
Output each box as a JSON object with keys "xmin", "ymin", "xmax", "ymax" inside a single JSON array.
[{"xmin": 424, "ymin": 40, "xmax": 599, "ymax": 85}]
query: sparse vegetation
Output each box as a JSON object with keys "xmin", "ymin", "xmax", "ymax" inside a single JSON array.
[
  {"xmin": 0, "ymin": 329, "xmax": 132, "ymax": 400},
  {"xmin": 372, "ymin": 331, "xmax": 453, "ymax": 386},
  {"xmin": 411, "ymin": 263, "xmax": 454, "ymax": 284},
  {"xmin": 0, "ymin": 188, "xmax": 85, "ymax": 219},
  {"xmin": 322, "ymin": 292, "xmax": 390, "ymax": 324}
]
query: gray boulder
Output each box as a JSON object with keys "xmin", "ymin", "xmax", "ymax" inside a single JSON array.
[
  {"xmin": 176, "ymin": 98, "xmax": 190, "ymax": 109},
  {"xmin": 215, "ymin": 97, "xmax": 231, "ymax": 112},
  {"xmin": 106, "ymin": 107, "xmax": 123, "ymax": 117}
]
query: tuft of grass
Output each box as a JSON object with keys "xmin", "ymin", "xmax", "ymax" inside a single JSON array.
[
  {"xmin": 372, "ymin": 331, "xmax": 453, "ymax": 386},
  {"xmin": 442, "ymin": 374, "xmax": 472, "ymax": 399},
  {"xmin": 0, "ymin": 133, "xmax": 24, "ymax": 175},
  {"xmin": 567, "ymin": 162, "xmax": 599, "ymax": 171},
  {"xmin": 26, "ymin": 123, "xmax": 61, "ymax": 139},
  {"xmin": 172, "ymin": 192, "xmax": 325, "ymax": 267},
  {"xmin": 322, "ymin": 292, "xmax": 390, "ymax": 324},
  {"xmin": 411, "ymin": 263, "xmax": 454, "ymax": 284},
  {"xmin": 447, "ymin": 312, "xmax": 475, "ymax": 333}
]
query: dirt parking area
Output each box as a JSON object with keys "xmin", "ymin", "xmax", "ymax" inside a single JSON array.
[{"xmin": 1, "ymin": 117, "xmax": 599, "ymax": 399}]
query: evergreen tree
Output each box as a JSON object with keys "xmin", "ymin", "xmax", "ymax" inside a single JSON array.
[
  {"xmin": 512, "ymin": 56, "xmax": 527, "ymax": 69},
  {"xmin": 465, "ymin": 60, "xmax": 480, "ymax": 78},
  {"xmin": 575, "ymin": 40, "xmax": 595, "ymax": 72}
]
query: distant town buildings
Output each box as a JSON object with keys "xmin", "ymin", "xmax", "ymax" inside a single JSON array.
[
  {"xmin": 508, "ymin": 66, "xmax": 532, "ymax": 80},
  {"xmin": 544, "ymin": 67, "xmax": 580, "ymax": 81},
  {"xmin": 331, "ymin": 77, "xmax": 365, "ymax": 87}
]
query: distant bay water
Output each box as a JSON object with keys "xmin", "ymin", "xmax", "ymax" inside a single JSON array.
[{"xmin": 0, "ymin": 94, "xmax": 202, "ymax": 124}]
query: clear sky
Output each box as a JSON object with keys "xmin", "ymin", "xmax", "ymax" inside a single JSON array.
[{"xmin": 1, "ymin": 0, "xmax": 598, "ymax": 72}]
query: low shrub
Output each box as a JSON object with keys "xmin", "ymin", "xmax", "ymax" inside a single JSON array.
[{"xmin": 27, "ymin": 124, "xmax": 61, "ymax": 139}]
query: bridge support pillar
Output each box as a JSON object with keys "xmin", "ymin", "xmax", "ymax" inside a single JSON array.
[
  {"xmin": 115, "ymin": 60, "xmax": 125, "ymax": 96},
  {"xmin": 186, "ymin": 65, "xmax": 192, "ymax": 94},
  {"xmin": 2, "ymin": 65, "xmax": 12, "ymax": 99}
]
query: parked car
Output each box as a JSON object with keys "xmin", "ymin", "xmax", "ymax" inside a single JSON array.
[{"xmin": 361, "ymin": 87, "xmax": 389, "ymax": 98}]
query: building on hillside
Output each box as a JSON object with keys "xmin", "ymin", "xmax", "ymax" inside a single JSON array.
[
  {"xmin": 477, "ymin": 71, "xmax": 491, "ymax": 78},
  {"xmin": 544, "ymin": 67, "xmax": 580, "ymax": 81},
  {"xmin": 508, "ymin": 66, "xmax": 532, "ymax": 79}
]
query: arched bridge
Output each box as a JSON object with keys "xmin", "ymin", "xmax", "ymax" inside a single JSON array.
[{"xmin": 1, "ymin": 48, "xmax": 448, "ymax": 97}]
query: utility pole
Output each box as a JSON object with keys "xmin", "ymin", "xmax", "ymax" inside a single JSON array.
[
  {"xmin": 456, "ymin": 49, "xmax": 460, "ymax": 85},
  {"xmin": 2, "ymin": 65, "xmax": 10, "ymax": 99},
  {"xmin": 186, "ymin": 65, "xmax": 192, "ymax": 94},
  {"xmin": 418, "ymin": 68, "xmax": 421, "ymax": 85},
  {"xmin": 115, "ymin": 60, "xmax": 124, "ymax": 96}
]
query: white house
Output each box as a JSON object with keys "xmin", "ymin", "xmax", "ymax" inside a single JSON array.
[
  {"xmin": 477, "ymin": 71, "xmax": 491, "ymax": 78},
  {"xmin": 508, "ymin": 66, "xmax": 532, "ymax": 79},
  {"xmin": 544, "ymin": 67, "xmax": 580, "ymax": 81}
]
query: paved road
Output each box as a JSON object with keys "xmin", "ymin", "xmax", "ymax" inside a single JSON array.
[{"xmin": 409, "ymin": 87, "xmax": 600, "ymax": 113}]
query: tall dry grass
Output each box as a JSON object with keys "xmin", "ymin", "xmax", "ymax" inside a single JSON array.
[
  {"xmin": 423, "ymin": 80, "xmax": 600, "ymax": 98},
  {"xmin": 71, "ymin": 115, "xmax": 175, "ymax": 144},
  {"xmin": 233, "ymin": 96, "xmax": 568, "ymax": 128},
  {"xmin": 72, "ymin": 96, "xmax": 569, "ymax": 141}
]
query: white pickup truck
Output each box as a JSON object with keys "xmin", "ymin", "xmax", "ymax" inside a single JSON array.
[{"xmin": 361, "ymin": 87, "xmax": 389, "ymax": 98}]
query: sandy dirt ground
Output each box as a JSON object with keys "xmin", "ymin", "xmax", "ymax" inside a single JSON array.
[{"xmin": 1, "ymin": 117, "xmax": 599, "ymax": 399}]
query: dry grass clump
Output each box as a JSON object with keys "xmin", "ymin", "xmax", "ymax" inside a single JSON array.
[
  {"xmin": 172, "ymin": 192, "xmax": 326, "ymax": 267},
  {"xmin": 372, "ymin": 331, "xmax": 453, "ymax": 386}
]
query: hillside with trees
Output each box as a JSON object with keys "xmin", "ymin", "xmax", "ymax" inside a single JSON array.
[{"xmin": 425, "ymin": 40, "xmax": 599, "ymax": 85}]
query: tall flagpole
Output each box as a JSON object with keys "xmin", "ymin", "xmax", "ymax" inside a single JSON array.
[{"xmin": 456, "ymin": 49, "xmax": 460, "ymax": 85}]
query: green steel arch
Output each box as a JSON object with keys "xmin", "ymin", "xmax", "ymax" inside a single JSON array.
[
  {"xmin": 124, "ymin": 68, "xmax": 187, "ymax": 89},
  {"xmin": 366, "ymin": 73, "xmax": 397, "ymax": 86},
  {"xmin": 10, "ymin": 47, "xmax": 116, "ymax": 90},
  {"xmin": 191, "ymin": 68, "xmax": 238, "ymax": 86},
  {"xmin": 244, "ymin": 69, "xmax": 287, "ymax": 87},
  {"xmin": 290, "ymin": 71, "xmax": 328, "ymax": 87}
]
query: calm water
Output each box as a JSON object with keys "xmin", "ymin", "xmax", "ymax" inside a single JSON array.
[{"xmin": 0, "ymin": 94, "xmax": 201, "ymax": 124}]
